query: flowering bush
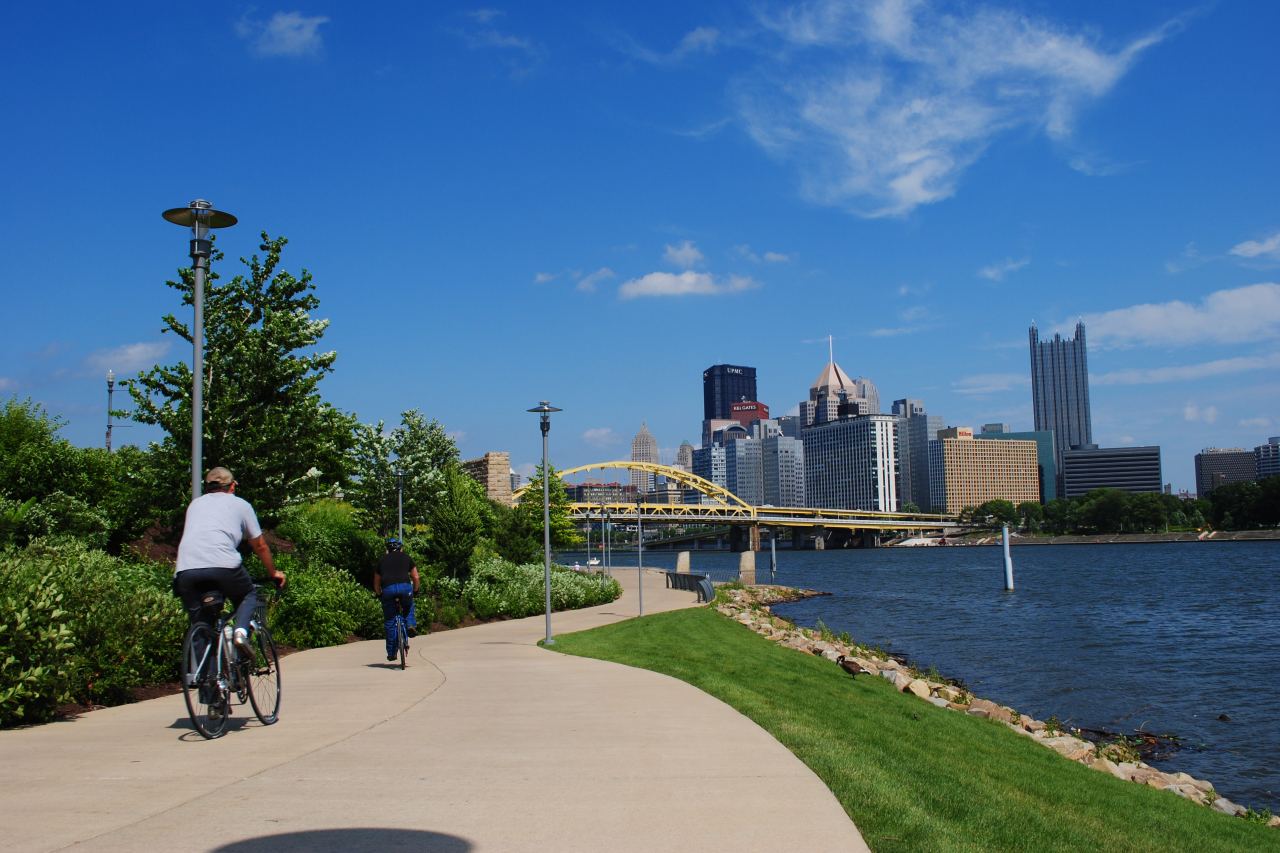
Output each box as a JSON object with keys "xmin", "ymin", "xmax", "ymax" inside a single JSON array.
[{"xmin": 462, "ymin": 555, "xmax": 621, "ymax": 619}]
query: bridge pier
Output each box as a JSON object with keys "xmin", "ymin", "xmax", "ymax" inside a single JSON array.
[
  {"xmin": 792, "ymin": 528, "xmax": 807, "ymax": 550},
  {"xmin": 813, "ymin": 527, "xmax": 825, "ymax": 550},
  {"xmin": 858, "ymin": 529, "xmax": 881, "ymax": 548}
]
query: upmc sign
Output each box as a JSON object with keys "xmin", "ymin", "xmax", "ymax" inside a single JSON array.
[{"xmin": 726, "ymin": 367, "xmax": 744, "ymax": 375}]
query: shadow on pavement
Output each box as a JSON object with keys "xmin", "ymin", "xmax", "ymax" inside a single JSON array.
[{"xmin": 212, "ymin": 828, "xmax": 471, "ymax": 852}]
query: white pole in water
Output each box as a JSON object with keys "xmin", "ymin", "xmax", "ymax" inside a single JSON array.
[
  {"xmin": 770, "ymin": 533, "xmax": 777, "ymax": 579},
  {"xmin": 1002, "ymin": 524, "xmax": 1015, "ymax": 591}
]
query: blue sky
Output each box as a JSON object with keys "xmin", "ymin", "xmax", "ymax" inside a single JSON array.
[{"xmin": 2, "ymin": 1, "xmax": 1278, "ymax": 494}]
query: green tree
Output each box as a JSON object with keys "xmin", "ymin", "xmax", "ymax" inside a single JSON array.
[
  {"xmin": 424, "ymin": 464, "xmax": 489, "ymax": 579},
  {"xmin": 1017, "ymin": 501, "xmax": 1044, "ymax": 532},
  {"xmin": 1207, "ymin": 480, "xmax": 1262, "ymax": 529},
  {"xmin": 975, "ymin": 499, "xmax": 1018, "ymax": 527},
  {"xmin": 125, "ymin": 234, "xmax": 355, "ymax": 524},
  {"xmin": 516, "ymin": 464, "xmax": 582, "ymax": 550},
  {"xmin": 489, "ymin": 500, "xmax": 542, "ymax": 564},
  {"xmin": 1076, "ymin": 489, "xmax": 1129, "ymax": 534},
  {"xmin": 346, "ymin": 409, "xmax": 459, "ymax": 535},
  {"xmin": 1127, "ymin": 492, "xmax": 1167, "ymax": 532}
]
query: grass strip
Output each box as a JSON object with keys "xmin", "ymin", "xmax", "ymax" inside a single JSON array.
[{"xmin": 550, "ymin": 606, "xmax": 1278, "ymax": 852}]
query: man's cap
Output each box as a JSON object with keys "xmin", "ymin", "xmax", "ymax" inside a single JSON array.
[{"xmin": 205, "ymin": 467, "xmax": 236, "ymax": 487}]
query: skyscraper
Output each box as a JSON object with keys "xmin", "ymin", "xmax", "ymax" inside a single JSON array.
[
  {"xmin": 892, "ymin": 398, "xmax": 944, "ymax": 510},
  {"xmin": 1030, "ymin": 321, "xmax": 1093, "ymax": 490},
  {"xmin": 675, "ymin": 440, "xmax": 694, "ymax": 472},
  {"xmin": 1194, "ymin": 448, "xmax": 1255, "ymax": 496},
  {"xmin": 630, "ymin": 422, "xmax": 659, "ymax": 493},
  {"xmin": 702, "ymin": 364, "xmax": 757, "ymax": 421},
  {"xmin": 802, "ymin": 414, "xmax": 898, "ymax": 511}
]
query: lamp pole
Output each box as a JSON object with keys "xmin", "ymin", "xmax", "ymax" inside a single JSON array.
[
  {"xmin": 585, "ymin": 502, "xmax": 592, "ymax": 567},
  {"xmin": 527, "ymin": 401, "xmax": 562, "ymax": 645},
  {"xmin": 396, "ymin": 466, "xmax": 405, "ymax": 542},
  {"xmin": 105, "ymin": 369, "xmax": 115, "ymax": 452},
  {"xmin": 636, "ymin": 494, "xmax": 644, "ymax": 616},
  {"xmin": 162, "ymin": 200, "xmax": 237, "ymax": 500},
  {"xmin": 602, "ymin": 503, "xmax": 610, "ymax": 574}
]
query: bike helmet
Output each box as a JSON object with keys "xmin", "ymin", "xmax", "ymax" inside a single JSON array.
[{"xmin": 386, "ymin": 537, "xmax": 403, "ymax": 551}]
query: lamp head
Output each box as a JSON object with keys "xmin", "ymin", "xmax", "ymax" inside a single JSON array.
[
  {"xmin": 106, "ymin": 369, "xmax": 115, "ymax": 387},
  {"xmin": 162, "ymin": 199, "xmax": 237, "ymax": 240}
]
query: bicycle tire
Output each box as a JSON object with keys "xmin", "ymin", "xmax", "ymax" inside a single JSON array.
[
  {"xmin": 398, "ymin": 617, "xmax": 407, "ymax": 670},
  {"xmin": 182, "ymin": 622, "xmax": 228, "ymax": 739},
  {"xmin": 246, "ymin": 625, "xmax": 281, "ymax": 725}
]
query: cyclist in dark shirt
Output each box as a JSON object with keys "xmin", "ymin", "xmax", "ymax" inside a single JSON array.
[{"xmin": 373, "ymin": 538, "xmax": 420, "ymax": 661}]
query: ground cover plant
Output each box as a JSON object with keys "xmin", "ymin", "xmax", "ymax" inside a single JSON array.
[{"xmin": 551, "ymin": 607, "xmax": 1279, "ymax": 853}]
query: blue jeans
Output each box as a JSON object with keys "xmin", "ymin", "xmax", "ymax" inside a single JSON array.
[{"xmin": 381, "ymin": 583, "xmax": 416, "ymax": 657}]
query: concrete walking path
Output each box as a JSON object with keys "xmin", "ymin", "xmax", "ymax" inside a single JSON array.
[{"xmin": 0, "ymin": 569, "xmax": 867, "ymax": 852}]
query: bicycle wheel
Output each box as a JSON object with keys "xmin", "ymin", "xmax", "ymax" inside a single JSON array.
[
  {"xmin": 246, "ymin": 625, "xmax": 281, "ymax": 725},
  {"xmin": 182, "ymin": 622, "xmax": 228, "ymax": 739},
  {"xmin": 398, "ymin": 618, "xmax": 407, "ymax": 670}
]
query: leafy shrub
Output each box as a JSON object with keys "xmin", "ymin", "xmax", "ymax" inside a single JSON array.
[
  {"xmin": 0, "ymin": 539, "xmax": 185, "ymax": 717},
  {"xmin": 462, "ymin": 555, "xmax": 621, "ymax": 620},
  {"xmin": 0, "ymin": 572, "xmax": 75, "ymax": 726},
  {"xmin": 266, "ymin": 553, "xmax": 381, "ymax": 649},
  {"xmin": 20, "ymin": 491, "xmax": 112, "ymax": 551},
  {"xmin": 277, "ymin": 500, "xmax": 382, "ymax": 584}
]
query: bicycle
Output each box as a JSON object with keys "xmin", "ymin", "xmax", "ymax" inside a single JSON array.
[
  {"xmin": 392, "ymin": 595, "xmax": 410, "ymax": 670},
  {"xmin": 181, "ymin": 583, "xmax": 282, "ymax": 739}
]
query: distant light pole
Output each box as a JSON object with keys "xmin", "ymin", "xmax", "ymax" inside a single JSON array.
[
  {"xmin": 585, "ymin": 501, "xmax": 592, "ymax": 567},
  {"xmin": 162, "ymin": 200, "xmax": 237, "ymax": 500},
  {"xmin": 105, "ymin": 369, "xmax": 115, "ymax": 452},
  {"xmin": 636, "ymin": 493, "xmax": 645, "ymax": 616},
  {"xmin": 527, "ymin": 401, "xmax": 561, "ymax": 645},
  {"xmin": 602, "ymin": 503, "xmax": 610, "ymax": 574}
]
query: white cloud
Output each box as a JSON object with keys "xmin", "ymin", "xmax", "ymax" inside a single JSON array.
[
  {"xmin": 1093, "ymin": 352, "xmax": 1280, "ymax": 386},
  {"xmin": 466, "ymin": 9, "xmax": 504, "ymax": 24},
  {"xmin": 870, "ymin": 326, "xmax": 916, "ymax": 337},
  {"xmin": 952, "ymin": 372, "xmax": 1028, "ymax": 395},
  {"xmin": 1164, "ymin": 242, "xmax": 1204, "ymax": 275},
  {"xmin": 1183, "ymin": 403, "xmax": 1218, "ymax": 424},
  {"xmin": 619, "ymin": 271, "xmax": 758, "ymax": 299},
  {"xmin": 663, "ymin": 240, "xmax": 705, "ymax": 269},
  {"xmin": 1239, "ymin": 417, "xmax": 1272, "ymax": 430},
  {"xmin": 733, "ymin": 245, "xmax": 790, "ymax": 264},
  {"xmin": 1075, "ymin": 283, "xmax": 1280, "ymax": 349},
  {"xmin": 84, "ymin": 341, "xmax": 171, "ymax": 374},
  {"xmin": 738, "ymin": 1, "xmax": 1179, "ymax": 217},
  {"xmin": 236, "ymin": 12, "xmax": 329, "ymax": 58},
  {"xmin": 978, "ymin": 257, "xmax": 1029, "ymax": 282},
  {"xmin": 626, "ymin": 26, "xmax": 721, "ymax": 65},
  {"xmin": 456, "ymin": 10, "xmax": 545, "ymax": 75},
  {"xmin": 582, "ymin": 427, "xmax": 619, "ymax": 447},
  {"xmin": 763, "ymin": 251, "xmax": 790, "ymax": 263},
  {"xmin": 576, "ymin": 267, "xmax": 616, "ymax": 293},
  {"xmin": 1229, "ymin": 231, "xmax": 1280, "ymax": 261},
  {"xmin": 534, "ymin": 272, "xmax": 557, "ymax": 284}
]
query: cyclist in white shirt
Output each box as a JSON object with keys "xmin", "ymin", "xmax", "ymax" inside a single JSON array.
[{"xmin": 175, "ymin": 467, "xmax": 286, "ymax": 652}]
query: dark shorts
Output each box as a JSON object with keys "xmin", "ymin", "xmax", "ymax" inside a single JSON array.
[{"xmin": 174, "ymin": 565, "xmax": 255, "ymax": 625}]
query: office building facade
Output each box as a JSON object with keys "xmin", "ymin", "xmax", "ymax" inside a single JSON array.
[
  {"xmin": 976, "ymin": 428, "xmax": 1058, "ymax": 502},
  {"xmin": 691, "ymin": 445, "xmax": 727, "ymax": 501},
  {"xmin": 800, "ymin": 360, "xmax": 881, "ymax": 428},
  {"xmin": 763, "ymin": 435, "xmax": 806, "ymax": 507},
  {"xmin": 803, "ymin": 414, "xmax": 897, "ymax": 511},
  {"xmin": 1062, "ymin": 446, "xmax": 1162, "ymax": 497},
  {"xmin": 725, "ymin": 438, "xmax": 764, "ymax": 505},
  {"xmin": 1194, "ymin": 448, "xmax": 1256, "ymax": 496},
  {"xmin": 1030, "ymin": 321, "xmax": 1093, "ymax": 490},
  {"xmin": 702, "ymin": 364, "xmax": 757, "ymax": 421},
  {"xmin": 629, "ymin": 422, "xmax": 659, "ymax": 493},
  {"xmin": 1257, "ymin": 437, "xmax": 1280, "ymax": 480},
  {"xmin": 674, "ymin": 441, "xmax": 694, "ymax": 472},
  {"xmin": 892, "ymin": 398, "xmax": 944, "ymax": 511},
  {"xmin": 928, "ymin": 427, "xmax": 1040, "ymax": 514}
]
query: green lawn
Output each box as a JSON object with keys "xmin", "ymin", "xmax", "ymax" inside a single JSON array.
[{"xmin": 550, "ymin": 606, "xmax": 1278, "ymax": 852}]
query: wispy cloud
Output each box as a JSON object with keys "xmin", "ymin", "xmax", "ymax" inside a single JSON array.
[
  {"xmin": 619, "ymin": 271, "xmax": 757, "ymax": 299},
  {"xmin": 1239, "ymin": 416, "xmax": 1273, "ymax": 430},
  {"xmin": 533, "ymin": 272, "xmax": 557, "ymax": 284},
  {"xmin": 663, "ymin": 240, "xmax": 705, "ymax": 269},
  {"xmin": 1229, "ymin": 231, "xmax": 1280, "ymax": 261},
  {"xmin": 582, "ymin": 427, "xmax": 620, "ymax": 447},
  {"xmin": 1073, "ymin": 283, "xmax": 1280, "ymax": 349},
  {"xmin": 0, "ymin": 377, "xmax": 15, "ymax": 392},
  {"xmin": 978, "ymin": 257, "xmax": 1029, "ymax": 282},
  {"xmin": 1093, "ymin": 352, "xmax": 1280, "ymax": 386},
  {"xmin": 235, "ymin": 11, "xmax": 329, "ymax": 58},
  {"xmin": 736, "ymin": 0, "xmax": 1180, "ymax": 217},
  {"xmin": 625, "ymin": 26, "xmax": 721, "ymax": 65},
  {"xmin": 455, "ymin": 8, "xmax": 545, "ymax": 75},
  {"xmin": 84, "ymin": 341, "xmax": 171, "ymax": 375},
  {"xmin": 1183, "ymin": 402, "xmax": 1218, "ymax": 424},
  {"xmin": 1164, "ymin": 242, "xmax": 1205, "ymax": 274},
  {"xmin": 871, "ymin": 305, "xmax": 931, "ymax": 337},
  {"xmin": 733, "ymin": 244, "xmax": 791, "ymax": 264},
  {"xmin": 952, "ymin": 372, "xmax": 1028, "ymax": 395},
  {"xmin": 576, "ymin": 267, "xmax": 616, "ymax": 293}
]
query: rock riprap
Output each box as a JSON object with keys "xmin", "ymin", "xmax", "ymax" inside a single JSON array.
[{"xmin": 715, "ymin": 584, "xmax": 1280, "ymax": 829}]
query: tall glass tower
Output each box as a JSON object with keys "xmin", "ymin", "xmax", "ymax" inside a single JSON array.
[
  {"xmin": 1029, "ymin": 321, "xmax": 1093, "ymax": 488},
  {"xmin": 702, "ymin": 364, "xmax": 757, "ymax": 420}
]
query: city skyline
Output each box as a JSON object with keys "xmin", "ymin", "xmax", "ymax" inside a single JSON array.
[{"xmin": 2, "ymin": 2, "xmax": 1277, "ymax": 494}]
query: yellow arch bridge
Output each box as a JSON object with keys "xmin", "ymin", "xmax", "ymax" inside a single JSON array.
[{"xmin": 516, "ymin": 461, "xmax": 957, "ymax": 550}]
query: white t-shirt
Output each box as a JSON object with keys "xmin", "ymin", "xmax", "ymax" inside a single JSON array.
[{"xmin": 175, "ymin": 492, "xmax": 264, "ymax": 573}]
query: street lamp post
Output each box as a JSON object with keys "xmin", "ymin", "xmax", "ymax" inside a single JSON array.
[
  {"xmin": 162, "ymin": 200, "xmax": 237, "ymax": 500},
  {"xmin": 105, "ymin": 370, "xmax": 115, "ymax": 452},
  {"xmin": 526, "ymin": 401, "xmax": 562, "ymax": 645},
  {"xmin": 602, "ymin": 503, "xmax": 610, "ymax": 574},
  {"xmin": 636, "ymin": 494, "xmax": 644, "ymax": 616}
]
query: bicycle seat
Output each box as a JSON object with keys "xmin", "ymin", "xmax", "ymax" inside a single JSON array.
[{"xmin": 198, "ymin": 589, "xmax": 226, "ymax": 618}]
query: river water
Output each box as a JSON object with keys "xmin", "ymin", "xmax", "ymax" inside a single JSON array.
[{"xmin": 560, "ymin": 541, "xmax": 1280, "ymax": 812}]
